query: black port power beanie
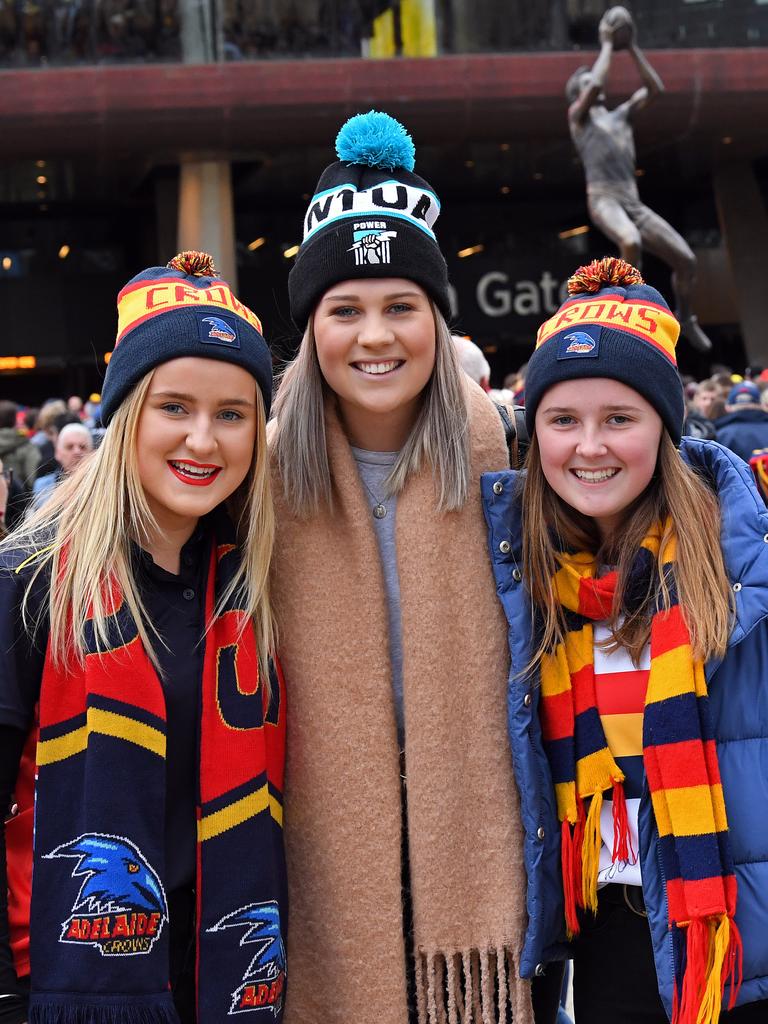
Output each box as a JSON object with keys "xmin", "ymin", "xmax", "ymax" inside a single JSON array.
[
  {"xmin": 524, "ymin": 257, "xmax": 685, "ymax": 445},
  {"xmin": 288, "ymin": 110, "xmax": 451, "ymax": 331},
  {"xmin": 102, "ymin": 250, "xmax": 273, "ymax": 425}
]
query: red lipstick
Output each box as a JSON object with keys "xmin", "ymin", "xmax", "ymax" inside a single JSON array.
[{"xmin": 167, "ymin": 460, "xmax": 222, "ymax": 487}]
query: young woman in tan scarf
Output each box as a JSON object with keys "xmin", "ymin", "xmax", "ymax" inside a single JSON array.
[{"xmin": 269, "ymin": 113, "xmax": 542, "ymax": 1024}]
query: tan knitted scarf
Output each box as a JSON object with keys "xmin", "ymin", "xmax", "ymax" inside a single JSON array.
[{"xmin": 270, "ymin": 382, "xmax": 531, "ymax": 1024}]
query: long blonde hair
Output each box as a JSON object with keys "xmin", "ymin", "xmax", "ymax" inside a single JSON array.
[
  {"xmin": 523, "ymin": 431, "xmax": 733, "ymax": 667},
  {"xmin": 5, "ymin": 372, "xmax": 275, "ymax": 682},
  {"xmin": 271, "ymin": 304, "xmax": 470, "ymax": 516}
]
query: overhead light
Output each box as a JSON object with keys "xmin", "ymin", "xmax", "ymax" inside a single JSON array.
[
  {"xmin": 558, "ymin": 225, "xmax": 589, "ymax": 240},
  {"xmin": 58, "ymin": 244, "xmax": 70, "ymax": 259},
  {"xmin": 499, "ymin": 143, "xmax": 510, "ymax": 152},
  {"xmin": 37, "ymin": 190, "xmax": 46, "ymax": 199},
  {"xmin": 104, "ymin": 352, "xmax": 112, "ymax": 364},
  {"xmin": 36, "ymin": 159, "xmax": 46, "ymax": 168},
  {"xmin": 722, "ymin": 136, "xmax": 733, "ymax": 145},
  {"xmin": 635, "ymin": 168, "xmax": 645, "ymax": 177},
  {"xmin": 464, "ymin": 160, "xmax": 475, "ymax": 169},
  {"xmin": 533, "ymin": 172, "xmax": 543, "ymax": 181},
  {"xmin": 500, "ymin": 186, "xmax": 511, "ymax": 195},
  {"xmin": 0, "ymin": 356, "xmax": 36, "ymax": 370},
  {"xmin": 36, "ymin": 175, "xmax": 47, "ymax": 185},
  {"xmin": 457, "ymin": 244, "xmax": 484, "ymax": 258},
  {"xmin": 247, "ymin": 237, "xmax": 266, "ymax": 251},
  {"xmin": 483, "ymin": 345, "xmax": 498, "ymax": 354},
  {"xmin": 283, "ymin": 244, "xmax": 300, "ymax": 259},
  {"xmin": 301, "ymin": 193, "xmax": 310, "ymax": 201},
  {"xmin": 2, "ymin": 257, "xmax": 11, "ymax": 271}
]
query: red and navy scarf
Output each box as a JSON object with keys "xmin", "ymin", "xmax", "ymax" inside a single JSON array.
[
  {"xmin": 539, "ymin": 521, "xmax": 742, "ymax": 1024},
  {"xmin": 21, "ymin": 516, "xmax": 286, "ymax": 1023}
]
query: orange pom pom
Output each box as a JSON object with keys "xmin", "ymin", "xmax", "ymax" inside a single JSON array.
[
  {"xmin": 166, "ymin": 250, "xmax": 218, "ymax": 278},
  {"xmin": 567, "ymin": 257, "xmax": 644, "ymax": 296}
]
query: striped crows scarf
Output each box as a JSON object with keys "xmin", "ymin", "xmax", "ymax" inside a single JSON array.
[
  {"xmin": 539, "ymin": 520, "xmax": 742, "ymax": 1024},
  {"xmin": 17, "ymin": 515, "xmax": 287, "ymax": 1023}
]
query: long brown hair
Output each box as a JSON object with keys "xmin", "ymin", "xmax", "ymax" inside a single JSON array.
[{"xmin": 523, "ymin": 431, "xmax": 733, "ymax": 667}]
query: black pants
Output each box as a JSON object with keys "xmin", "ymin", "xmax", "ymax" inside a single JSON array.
[
  {"xmin": 532, "ymin": 961, "xmax": 566, "ymax": 1024},
  {"xmin": 573, "ymin": 885, "xmax": 768, "ymax": 1023}
]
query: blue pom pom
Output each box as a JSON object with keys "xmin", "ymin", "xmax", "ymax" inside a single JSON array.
[{"xmin": 335, "ymin": 111, "xmax": 416, "ymax": 172}]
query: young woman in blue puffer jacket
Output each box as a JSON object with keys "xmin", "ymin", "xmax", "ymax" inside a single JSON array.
[{"xmin": 482, "ymin": 257, "xmax": 768, "ymax": 1024}]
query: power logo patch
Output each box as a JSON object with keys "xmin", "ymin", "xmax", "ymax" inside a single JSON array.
[
  {"xmin": 46, "ymin": 834, "xmax": 168, "ymax": 956},
  {"xmin": 348, "ymin": 222, "xmax": 397, "ymax": 266},
  {"xmin": 199, "ymin": 314, "xmax": 241, "ymax": 348},
  {"xmin": 208, "ymin": 901, "xmax": 286, "ymax": 1015},
  {"xmin": 557, "ymin": 325, "xmax": 601, "ymax": 360}
]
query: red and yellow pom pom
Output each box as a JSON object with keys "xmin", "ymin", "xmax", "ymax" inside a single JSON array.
[
  {"xmin": 567, "ymin": 257, "xmax": 644, "ymax": 296},
  {"xmin": 166, "ymin": 250, "xmax": 218, "ymax": 278}
]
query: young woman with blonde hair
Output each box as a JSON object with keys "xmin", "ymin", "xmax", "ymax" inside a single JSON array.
[
  {"xmin": 482, "ymin": 256, "xmax": 768, "ymax": 1023},
  {"xmin": 269, "ymin": 112, "xmax": 538, "ymax": 1024},
  {"xmin": 0, "ymin": 252, "xmax": 286, "ymax": 1024}
]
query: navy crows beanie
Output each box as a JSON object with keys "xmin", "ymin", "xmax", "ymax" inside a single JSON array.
[
  {"xmin": 524, "ymin": 257, "xmax": 685, "ymax": 444},
  {"xmin": 102, "ymin": 251, "xmax": 272, "ymax": 425},
  {"xmin": 288, "ymin": 111, "xmax": 451, "ymax": 330}
]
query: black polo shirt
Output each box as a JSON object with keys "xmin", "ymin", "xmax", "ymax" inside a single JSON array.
[{"xmin": 133, "ymin": 524, "xmax": 210, "ymax": 890}]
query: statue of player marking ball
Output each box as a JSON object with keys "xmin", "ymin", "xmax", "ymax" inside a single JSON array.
[{"xmin": 566, "ymin": 5, "xmax": 712, "ymax": 352}]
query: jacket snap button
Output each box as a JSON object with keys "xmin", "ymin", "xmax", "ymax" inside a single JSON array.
[
  {"xmin": 493, "ymin": 480, "xmax": 503, "ymax": 495},
  {"xmin": 499, "ymin": 540, "xmax": 511, "ymax": 554},
  {"xmin": 537, "ymin": 826, "xmax": 545, "ymax": 840},
  {"xmin": 512, "ymin": 568, "xmax": 522, "ymax": 582},
  {"xmin": 733, "ymin": 582, "xmax": 742, "ymax": 592},
  {"xmin": 535, "ymin": 963, "xmax": 545, "ymax": 977},
  {"xmin": 764, "ymin": 534, "xmax": 768, "ymax": 543},
  {"xmin": 523, "ymin": 692, "xmax": 532, "ymax": 707}
]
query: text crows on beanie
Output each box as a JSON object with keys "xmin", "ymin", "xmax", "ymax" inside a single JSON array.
[
  {"xmin": 288, "ymin": 110, "xmax": 451, "ymax": 330},
  {"xmin": 524, "ymin": 257, "xmax": 685, "ymax": 444},
  {"xmin": 101, "ymin": 250, "xmax": 273, "ymax": 425}
]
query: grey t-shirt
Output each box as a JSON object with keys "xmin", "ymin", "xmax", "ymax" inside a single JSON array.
[{"xmin": 351, "ymin": 446, "xmax": 405, "ymax": 741}]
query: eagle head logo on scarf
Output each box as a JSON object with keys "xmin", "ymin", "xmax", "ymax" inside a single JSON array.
[
  {"xmin": 208, "ymin": 901, "xmax": 286, "ymax": 1015},
  {"xmin": 45, "ymin": 833, "xmax": 168, "ymax": 956}
]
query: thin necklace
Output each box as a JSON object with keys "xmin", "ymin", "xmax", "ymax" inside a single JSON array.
[{"xmin": 359, "ymin": 475, "xmax": 388, "ymax": 519}]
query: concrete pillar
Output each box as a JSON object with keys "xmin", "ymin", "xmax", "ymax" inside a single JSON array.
[
  {"xmin": 178, "ymin": 0, "xmax": 218, "ymax": 63},
  {"xmin": 713, "ymin": 160, "xmax": 768, "ymax": 365},
  {"xmin": 177, "ymin": 160, "xmax": 237, "ymax": 288}
]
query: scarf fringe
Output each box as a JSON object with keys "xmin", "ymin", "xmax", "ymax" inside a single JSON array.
[
  {"xmin": 561, "ymin": 818, "xmax": 579, "ymax": 938},
  {"xmin": 29, "ymin": 1000, "xmax": 178, "ymax": 1024},
  {"xmin": 416, "ymin": 946, "xmax": 528, "ymax": 1024},
  {"xmin": 581, "ymin": 788, "xmax": 603, "ymax": 913},
  {"xmin": 611, "ymin": 778, "xmax": 634, "ymax": 864},
  {"xmin": 672, "ymin": 916, "xmax": 743, "ymax": 1024},
  {"xmin": 563, "ymin": 781, "xmax": 632, "ymax": 935}
]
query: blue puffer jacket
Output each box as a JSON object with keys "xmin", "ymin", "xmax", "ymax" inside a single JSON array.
[{"xmin": 482, "ymin": 438, "xmax": 768, "ymax": 1013}]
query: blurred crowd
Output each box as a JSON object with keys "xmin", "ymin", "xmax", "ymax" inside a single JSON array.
[
  {"xmin": 0, "ymin": 0, "xmax": 179, "ymax": 64},
  {"xmin": 0, "ymin": 0, "xmax": 381, "ymax": 65},
  {"xmin": 0, "ymin": 392, "xmax": 101, "ymax": 536}
]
